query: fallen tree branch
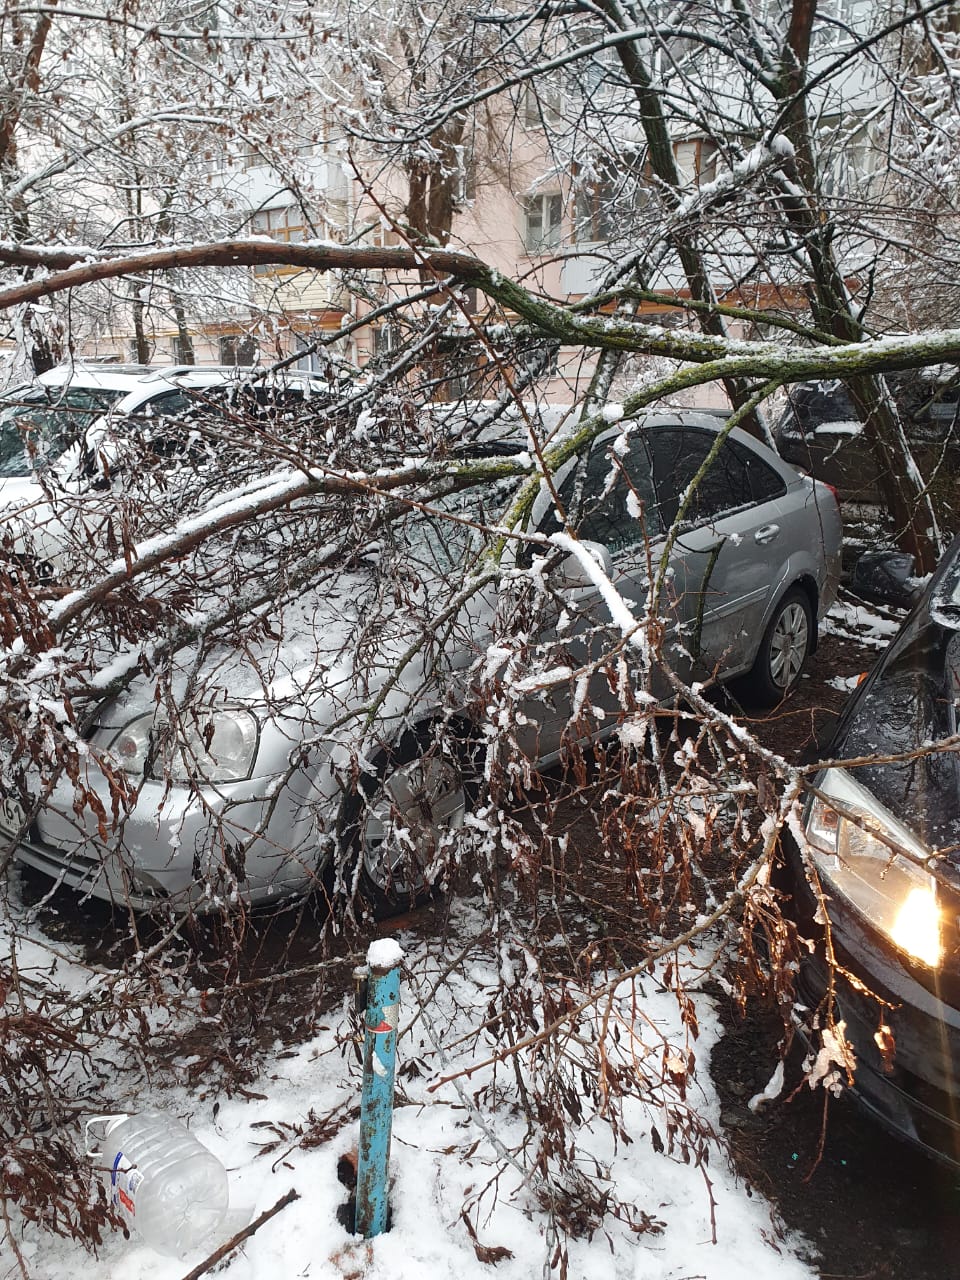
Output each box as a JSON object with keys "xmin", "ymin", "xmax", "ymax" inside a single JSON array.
[{"xmin": 179, "ymin": 1188, "xmax": 300, "ymax": 1280}]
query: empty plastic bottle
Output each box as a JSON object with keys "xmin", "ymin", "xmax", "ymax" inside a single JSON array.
[{"xmin": 86, "ymin": 1111, "xmax": 229, "ymax": 1257}]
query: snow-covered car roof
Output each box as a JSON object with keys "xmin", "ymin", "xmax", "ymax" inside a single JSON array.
[{"xmin": 24, "ymin": 362, "xmax": 329, "ymax": 408}]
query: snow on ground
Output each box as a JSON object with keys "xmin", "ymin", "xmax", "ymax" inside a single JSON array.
[
  {"xmin": 821, "ymin": 596, "xmax": 902, "ymax": 648},
  {"xmin": 826, "ymin": 674, "xmax": 861, "ymax": 693},
  {"xmin": 11, "ymin": 903, "xmax": 818, "ymax": 1280}
]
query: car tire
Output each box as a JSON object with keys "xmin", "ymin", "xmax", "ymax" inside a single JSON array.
[
  {"xmin": 747, "ymin": 587, "xmax": 813, "ymax": 706},
  {"xmin": 337, "ymin": 719, "xmax": 481, "ymax": 918}
]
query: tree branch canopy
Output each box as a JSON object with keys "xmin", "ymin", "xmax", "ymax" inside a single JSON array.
[{"xmin": 3, "ymin": 238, "xmax": 960, "ymax": 379}]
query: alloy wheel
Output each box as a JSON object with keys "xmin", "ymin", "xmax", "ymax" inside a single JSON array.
[
  {"xmin": 769, "ymin": 601, "xmax": 809, "ymax": 689},
  {"xmin": 361, "ymin": 754, "xmax": 466, "ymax": 895}
]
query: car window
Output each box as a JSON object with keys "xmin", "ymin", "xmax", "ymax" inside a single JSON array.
[
  {"xmin": 535, "ymin": 435, "xmax": 659, "ymax": 554},
  {"xmin": 575, "ymin": 437, "xmax": 659, "ymax": 551},
  {"xmin": 138, "ymin": 389, "xmax": 200, "ymax": 417},
  {"xmin": 651, "ymin": 427, "xmax": 755, "ymax": 527},
  {"xmin": 790, "ymin": 382, "xmax": 857, "ymax": 434},
  {"xmin": 0, "ymin": 386, "xmax": 124, "ymax": 477},
  {"xmin": 890, "ymin": 372, "xmax": 960, "ymax": 439},
  {"xmin": 740, "ymin": 445, "xmax": 786, "ymax": 502},
  {"xmin": 134, "ymin": 385, "xmax": 311, "ymax": 423},
  {"xmin": 788, "ymin": 374, "xmax": 960, "ymax": 442}
]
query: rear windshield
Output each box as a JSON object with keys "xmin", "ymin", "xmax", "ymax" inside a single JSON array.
[
  {"xmin": 0, "ymin": 386, "xmax": 124, "ymax": 477},
  {"xmin": 787, "ymin": 374, "xmax": 960, "ymax": 440}
]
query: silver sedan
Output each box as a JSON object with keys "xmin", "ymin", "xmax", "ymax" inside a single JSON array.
[{"xmin": 6, "ymin": 411, "xmax": 842, "ymax": 915}]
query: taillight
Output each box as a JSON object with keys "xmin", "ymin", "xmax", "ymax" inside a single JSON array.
[{"xmin": 823, "ymin": 482, "xmax": 840, "ymax": 504}]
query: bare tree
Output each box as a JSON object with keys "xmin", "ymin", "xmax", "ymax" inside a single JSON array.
[{"xmin": 5, "ymin": 2, "xmax": 960, "ymax": 1270}]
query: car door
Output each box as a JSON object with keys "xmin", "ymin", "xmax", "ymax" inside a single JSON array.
[
  {"xmin": 512, "ymin": 430, "xmax": 664, "ymax": 758},
  {"xmin": 648, "ymin": 425, "xmax": 788, "ymax": 681}
]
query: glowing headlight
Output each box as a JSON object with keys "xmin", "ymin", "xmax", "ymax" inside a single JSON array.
[
  {"xmin": 110, "ymin": 708, "xmax": 259, "ymax": 783},
  {"xmin": 805, "ymin": 767, "xmax": 942, "ymax": 969}
]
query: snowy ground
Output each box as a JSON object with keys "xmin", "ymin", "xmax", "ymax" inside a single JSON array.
[
  {"xmin": 9, "ymin": 900, "xmax": 820, "ymax": 1280},
  {"xmin": 820, "ymin": 594, "xmax": 902, "ymax": 648}
]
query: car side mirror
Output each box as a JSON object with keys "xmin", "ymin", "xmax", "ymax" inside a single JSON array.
[
  {"xmin": 557, "ymin": 539, "xmax": 614, "ymax": 587},
  {"xmin": 852, "ymin": 549, "xmax": 923, "ymax": 610}
]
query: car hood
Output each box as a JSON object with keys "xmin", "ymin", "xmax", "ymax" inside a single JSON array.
[
  {"xmin": 828, "ymin": 560, "xmax": 960, "ymax": 858},
  {"xmin": 88, "ymin": 567, "xmax": 494, "ymax": 737}
]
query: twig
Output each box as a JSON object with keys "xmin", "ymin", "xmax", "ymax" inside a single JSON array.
[
  {"xmin": 179, "ymin": 1188, "xmax": 300, "ymax": 1280},
  {"xmin": 0, "ymin": 1191, "xmax": 30, "ymax": 1280}
]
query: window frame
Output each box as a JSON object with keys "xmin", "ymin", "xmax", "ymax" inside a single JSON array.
[
  {"xmin": 522, "ymin": 192, "xmax": 563, "ymax": 254},
  {"xmin": 218, "ymin": 334, "xmax": 258, "ymax": 367},
  {"xmin": 251, "ymin": 204, "xmax": 308, "ymax": 275}
]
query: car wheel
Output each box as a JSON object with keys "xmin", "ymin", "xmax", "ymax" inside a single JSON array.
[
  {"xmin": 338, "ymin": 720, "xmax": 480, "ymax": 918},
  {"xmin": 748, "ymin": 587, "xmax": 813, "ymax": 706}
]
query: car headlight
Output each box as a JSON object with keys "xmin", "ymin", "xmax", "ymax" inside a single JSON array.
[
  {"xmin": 110, "ymin": 708, "xmax": 259, "ymax": 783},
  {"xmin": 804, "ymin": 767, "xmax": 942, "ymax": 968}
]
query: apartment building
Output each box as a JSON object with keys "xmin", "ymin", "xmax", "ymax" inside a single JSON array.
[{"xmin": 84, "ymin": 0, "xmax": 892, "ymax": 408}]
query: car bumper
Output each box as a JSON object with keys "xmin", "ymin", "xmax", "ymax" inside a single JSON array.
[
  {"xmin": 6, "ymin": 773, "xmax": 335, "ymax": 913},
  {"xmin": 782, "ymin": 833, "xmax": 960, "ymax": 1166}
]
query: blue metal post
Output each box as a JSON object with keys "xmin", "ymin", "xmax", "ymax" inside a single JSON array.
[{"xmin": 355, "ymin": 944, "xmax": 401, "ymax": 1238}]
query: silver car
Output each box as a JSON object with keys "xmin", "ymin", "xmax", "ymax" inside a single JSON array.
[{"xmin": 5, "ymin": 410, "xmax": 842, "ymax": 915}]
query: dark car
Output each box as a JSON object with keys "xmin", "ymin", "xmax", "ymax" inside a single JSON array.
[
  {"xmin": 773, "ymin": 371, "xmax": 960, "ymax": 502},
  {"xmin": 785, "ymin": 535, "xmax": 960, "ymax": 1162}
]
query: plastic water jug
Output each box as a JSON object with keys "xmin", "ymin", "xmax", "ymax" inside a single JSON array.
[{"xmin": 86, "ymin": 1110, "xmax": 229, "ymax": 1256}]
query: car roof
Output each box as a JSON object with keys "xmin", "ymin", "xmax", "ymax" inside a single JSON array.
[
  {"xmin": 27, "ymin": 363, "xmax": 328, "ymax": 408},
  {"xmin": 453, "ymin": 406, "xmax": 797, "ymax": 479},
  {"xmin": 37, "ymin": 362, "xmax": 322, "ymax": 383}
]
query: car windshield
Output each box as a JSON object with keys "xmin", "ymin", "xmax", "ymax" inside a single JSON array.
[
  {"xmin": 0, "ymin": 386, "xmax": 124, "ymax": 477},
  {"xmin": 402, "ymin": 476, "xmax": 520, "ymax": 575}
]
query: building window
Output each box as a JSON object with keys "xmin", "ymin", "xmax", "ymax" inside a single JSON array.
[
  {"xmin": 292, "ymin": 333, "xmax": 323, "ymax": 373},
  {"xmin": 523, "ymin": 83, "xmax": 563, "ymax": 127},
  {"xmin": 696, "ymin": 140, "xmax": 719, "ymax": 189},
  {"xmin": 812, "ymin": 0, "xmax": 862, "ymax": 44},
  {"xmin": 454, "ymin": 146, "xmax": 476, "ymax": 204},
  {"xmin": 567, "ymin": 24, "xmax": 617, "ymax": 98},
  {"xmin": 373, "ymin": 324, "xmax": 401, "ymax": 359},
  {"xmin": 432, "ymin": 335, "xmax": 487, "ymax": 402},
  {"xmin": 575, "ymin": 175, "xmax": 617, "ymax": 245},
  {"xmin": 172, "ymin": 334, "xmax": 195, "ymax": 365},
  {"xmin": 251, "ymin": 205, "xmax": 306, "ymax": 274},
  {"xmin": 323, "ymin": 197, "xmax": 348, "ymax": 241},
  {"xmin": 219, "ymin": 335, "xmax": 258, "ymax": 366},
  {"xmin": 819, "ymin": 119, "xmax": 873, "ymax": 197},
  {"xmin": 522, "ymin": 193, "xmax": 563, "ymax": 253}
]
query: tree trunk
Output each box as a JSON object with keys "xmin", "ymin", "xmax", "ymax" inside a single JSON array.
[
  {"xmin": 174, "ymin": 301, "xmax": 195, "ymax": 364},
  {"xmin": 592, "ymin": 0, "xmax": 764, "ymax": 437},
  {"xmin": 131, "ymin": 289, "xmax": 150, "ymax": 364},
  {"xmin": 776, "ymin": 0, "xmax": 942, "ymax": 572}
]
